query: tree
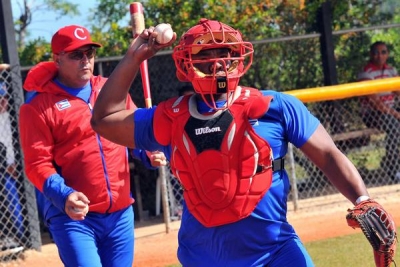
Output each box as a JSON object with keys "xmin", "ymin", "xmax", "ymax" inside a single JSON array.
[
  {"xmin": 14, "ymin": 0, "xmax": 400, "ymax": 90},
  {"xmin": 18, "ymin": 38, "xmax": 51, "ymax": 66},
  {"xmin": 13, "ymin": 0, "xmax": 80, "ymax": 49},
  {"xmin": 87, "ymin": 0, "xmax": 133, "ymax": 58}
]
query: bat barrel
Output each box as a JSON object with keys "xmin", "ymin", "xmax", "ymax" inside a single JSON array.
[
  {"xmin": 130, "ymin": 2, "xmax": 145, "ymax": 37},
  {"xmin": 130, "ymin": 2, "xmax": 152, "ymax": 108},
  {"xmin": 130, "ymin": 2, "xmax": 143, "ymax": 15}
]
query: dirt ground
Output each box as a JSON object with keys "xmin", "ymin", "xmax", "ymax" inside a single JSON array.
[{"xmin": 2, "ymin": 184, "xmax": 400, "ymax": 267}]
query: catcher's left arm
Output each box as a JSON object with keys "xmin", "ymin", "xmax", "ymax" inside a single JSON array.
[{"xmin": 346, "ymin": 198, "xmax": 397, "ymax": 267}]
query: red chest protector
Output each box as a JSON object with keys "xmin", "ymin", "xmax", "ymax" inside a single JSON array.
[{"xmin": 154, "ymin": 87, "xmax": 273, "ymax": 227}]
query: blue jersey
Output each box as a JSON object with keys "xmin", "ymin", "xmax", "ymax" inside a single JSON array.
[{"xmin": 134, "ymin": 90, "xmax": 319, "ymax": 267}]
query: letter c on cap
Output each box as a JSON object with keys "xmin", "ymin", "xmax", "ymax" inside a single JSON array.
[{"xmin": 74, "ymin": 28, "xmax": 87, "ymax": 40}]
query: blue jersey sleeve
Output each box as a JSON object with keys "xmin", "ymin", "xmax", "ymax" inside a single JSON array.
[
  {"xmin": 133, "ymin": 107, "xmax": 171, "ymax": 159},
  {"xmin": 278, "ymin": 92, "xmax": 320, "ymax": 148},
  {"xmin": 258, "ymin": 91, "xmax": 320, "ymax": 158}
]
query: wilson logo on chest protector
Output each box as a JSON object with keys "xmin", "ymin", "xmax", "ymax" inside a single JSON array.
[{"xmin": 194, "ymin": 126, "xmax": 221, "ymax": 135}]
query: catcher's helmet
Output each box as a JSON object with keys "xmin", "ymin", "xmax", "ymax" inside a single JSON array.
[{"xmin": 172, "ymin": 18, "xmax": 253, "ymax": 107}]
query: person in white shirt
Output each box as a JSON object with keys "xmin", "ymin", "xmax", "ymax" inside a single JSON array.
[{"xmin": 0, "ymin": 83, "xmax": 15, "ymax": 175}]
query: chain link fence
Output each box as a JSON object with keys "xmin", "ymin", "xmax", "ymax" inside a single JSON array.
[
  {"xmin": 0, "ymin": 66, "xmax": 41, "ymax": 263},
  {"xmin": 290, "ymin": 96, "xmax": 399, "ymax": 201}
]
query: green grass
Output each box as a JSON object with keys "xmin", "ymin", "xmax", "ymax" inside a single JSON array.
[
  {"xmin": 164, "ymin": 227, "xmax": 400, "ymax": 267},
  {"xmin": 306, "ymin": 228, "xmax": 399, "ymax": 267}
]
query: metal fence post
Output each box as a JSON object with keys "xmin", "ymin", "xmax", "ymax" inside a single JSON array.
[{"xmin": 159, "ymin": 165, "xmax": 171, "ymax": 233}]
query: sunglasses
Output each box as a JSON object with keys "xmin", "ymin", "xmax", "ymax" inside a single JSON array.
[
  {"xmin": 372, "ymin": 50, "xmax": 387, "ymax": 55},
  {"xmin": 61, "ymin": 48, "xmax": 96, "ymax": 60}
]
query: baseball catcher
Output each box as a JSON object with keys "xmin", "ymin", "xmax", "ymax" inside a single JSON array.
[
  {"xmin": 347, "ymin": 198, "xmax": 397, "ymax": 267},
  {"xmin": 91, "ymin": 17, "xmax": 396, "ymax": 267}
]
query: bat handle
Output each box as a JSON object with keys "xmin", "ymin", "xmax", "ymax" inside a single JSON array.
[
  {"xmin": 144, "ymin": 98, "xmax": 152, "ymax": 108},
  {"xmin": 140, "ymin": 60, "xmax": 152, "ymax": 108}
]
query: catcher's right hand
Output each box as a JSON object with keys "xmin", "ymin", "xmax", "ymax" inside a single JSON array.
[{"xmin": 346, "ymin": 199, "xmax": 397, "ymax": 267}]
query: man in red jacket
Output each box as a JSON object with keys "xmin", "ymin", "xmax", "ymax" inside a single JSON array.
[{"xmin": 19, "ymin": 25, "xmax": 137, "ymax": 267}]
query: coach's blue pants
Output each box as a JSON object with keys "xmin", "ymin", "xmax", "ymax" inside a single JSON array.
[{"xmin": 48, "ymin": 206, "xmax": 134, "ymax": 267}]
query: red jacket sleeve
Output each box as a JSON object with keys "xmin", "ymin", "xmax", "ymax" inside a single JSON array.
[{"xmin": 19, "ymin": 103, "xmax": 58, "ymax": 192}]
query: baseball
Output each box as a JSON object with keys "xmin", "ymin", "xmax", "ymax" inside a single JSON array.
[
  {"xmin": 72, "ymin": 203, "xmax": 89, "ymax": 215},
  {"xmin": 154, "ymin": 23, "xmax": 173, "ymax": 44}
]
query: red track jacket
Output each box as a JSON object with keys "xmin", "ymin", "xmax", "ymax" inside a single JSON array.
[{"xmin": 19, "ymin": 62, "xmax": 135, "ymax": 214}]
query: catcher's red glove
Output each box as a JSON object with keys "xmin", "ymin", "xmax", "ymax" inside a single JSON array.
[{"xmin": 346, "ymin": 199, "xmax": 397, "ymax": 267}]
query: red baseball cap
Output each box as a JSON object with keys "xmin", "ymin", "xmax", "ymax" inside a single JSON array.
[{"xmin": 51, "ymin": 25, "xmax": 102, "ymax": 54}]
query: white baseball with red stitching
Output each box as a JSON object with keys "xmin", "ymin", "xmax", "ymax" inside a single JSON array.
[{"xmin": 155, "ymin": 23, "xmax": 173, "ymax": 44}]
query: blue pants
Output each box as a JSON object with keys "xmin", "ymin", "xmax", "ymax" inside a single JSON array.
[
  {"xmin": 48, "ymin": 206, "xmax": 134, "ymax": 267},
  {"xmin": 265, "ymin": 238, "xmax": 314, "ymax": 267}
]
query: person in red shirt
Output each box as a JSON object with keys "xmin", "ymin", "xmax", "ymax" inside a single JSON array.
[
  {"xmin": 357, "ymin": 41, "xmax": 400, "ymax": 181},
  {"xmin": 19, "ymin": 25, "xmax": 137, "ymax": 267}
]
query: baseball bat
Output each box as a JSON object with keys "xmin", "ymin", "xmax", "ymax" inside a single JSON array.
[
  {"xmin": 130, "ymin": 2, "xmax": 152, "ymax": 108},
  {"xmin": 130, "ymin": 3, "xmax": 163, "ymax": 166}
]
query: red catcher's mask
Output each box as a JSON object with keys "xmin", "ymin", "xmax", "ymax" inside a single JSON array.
[{"xmin": 173, "ymin": 18, "xmax": 254, "ymax": 109}]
